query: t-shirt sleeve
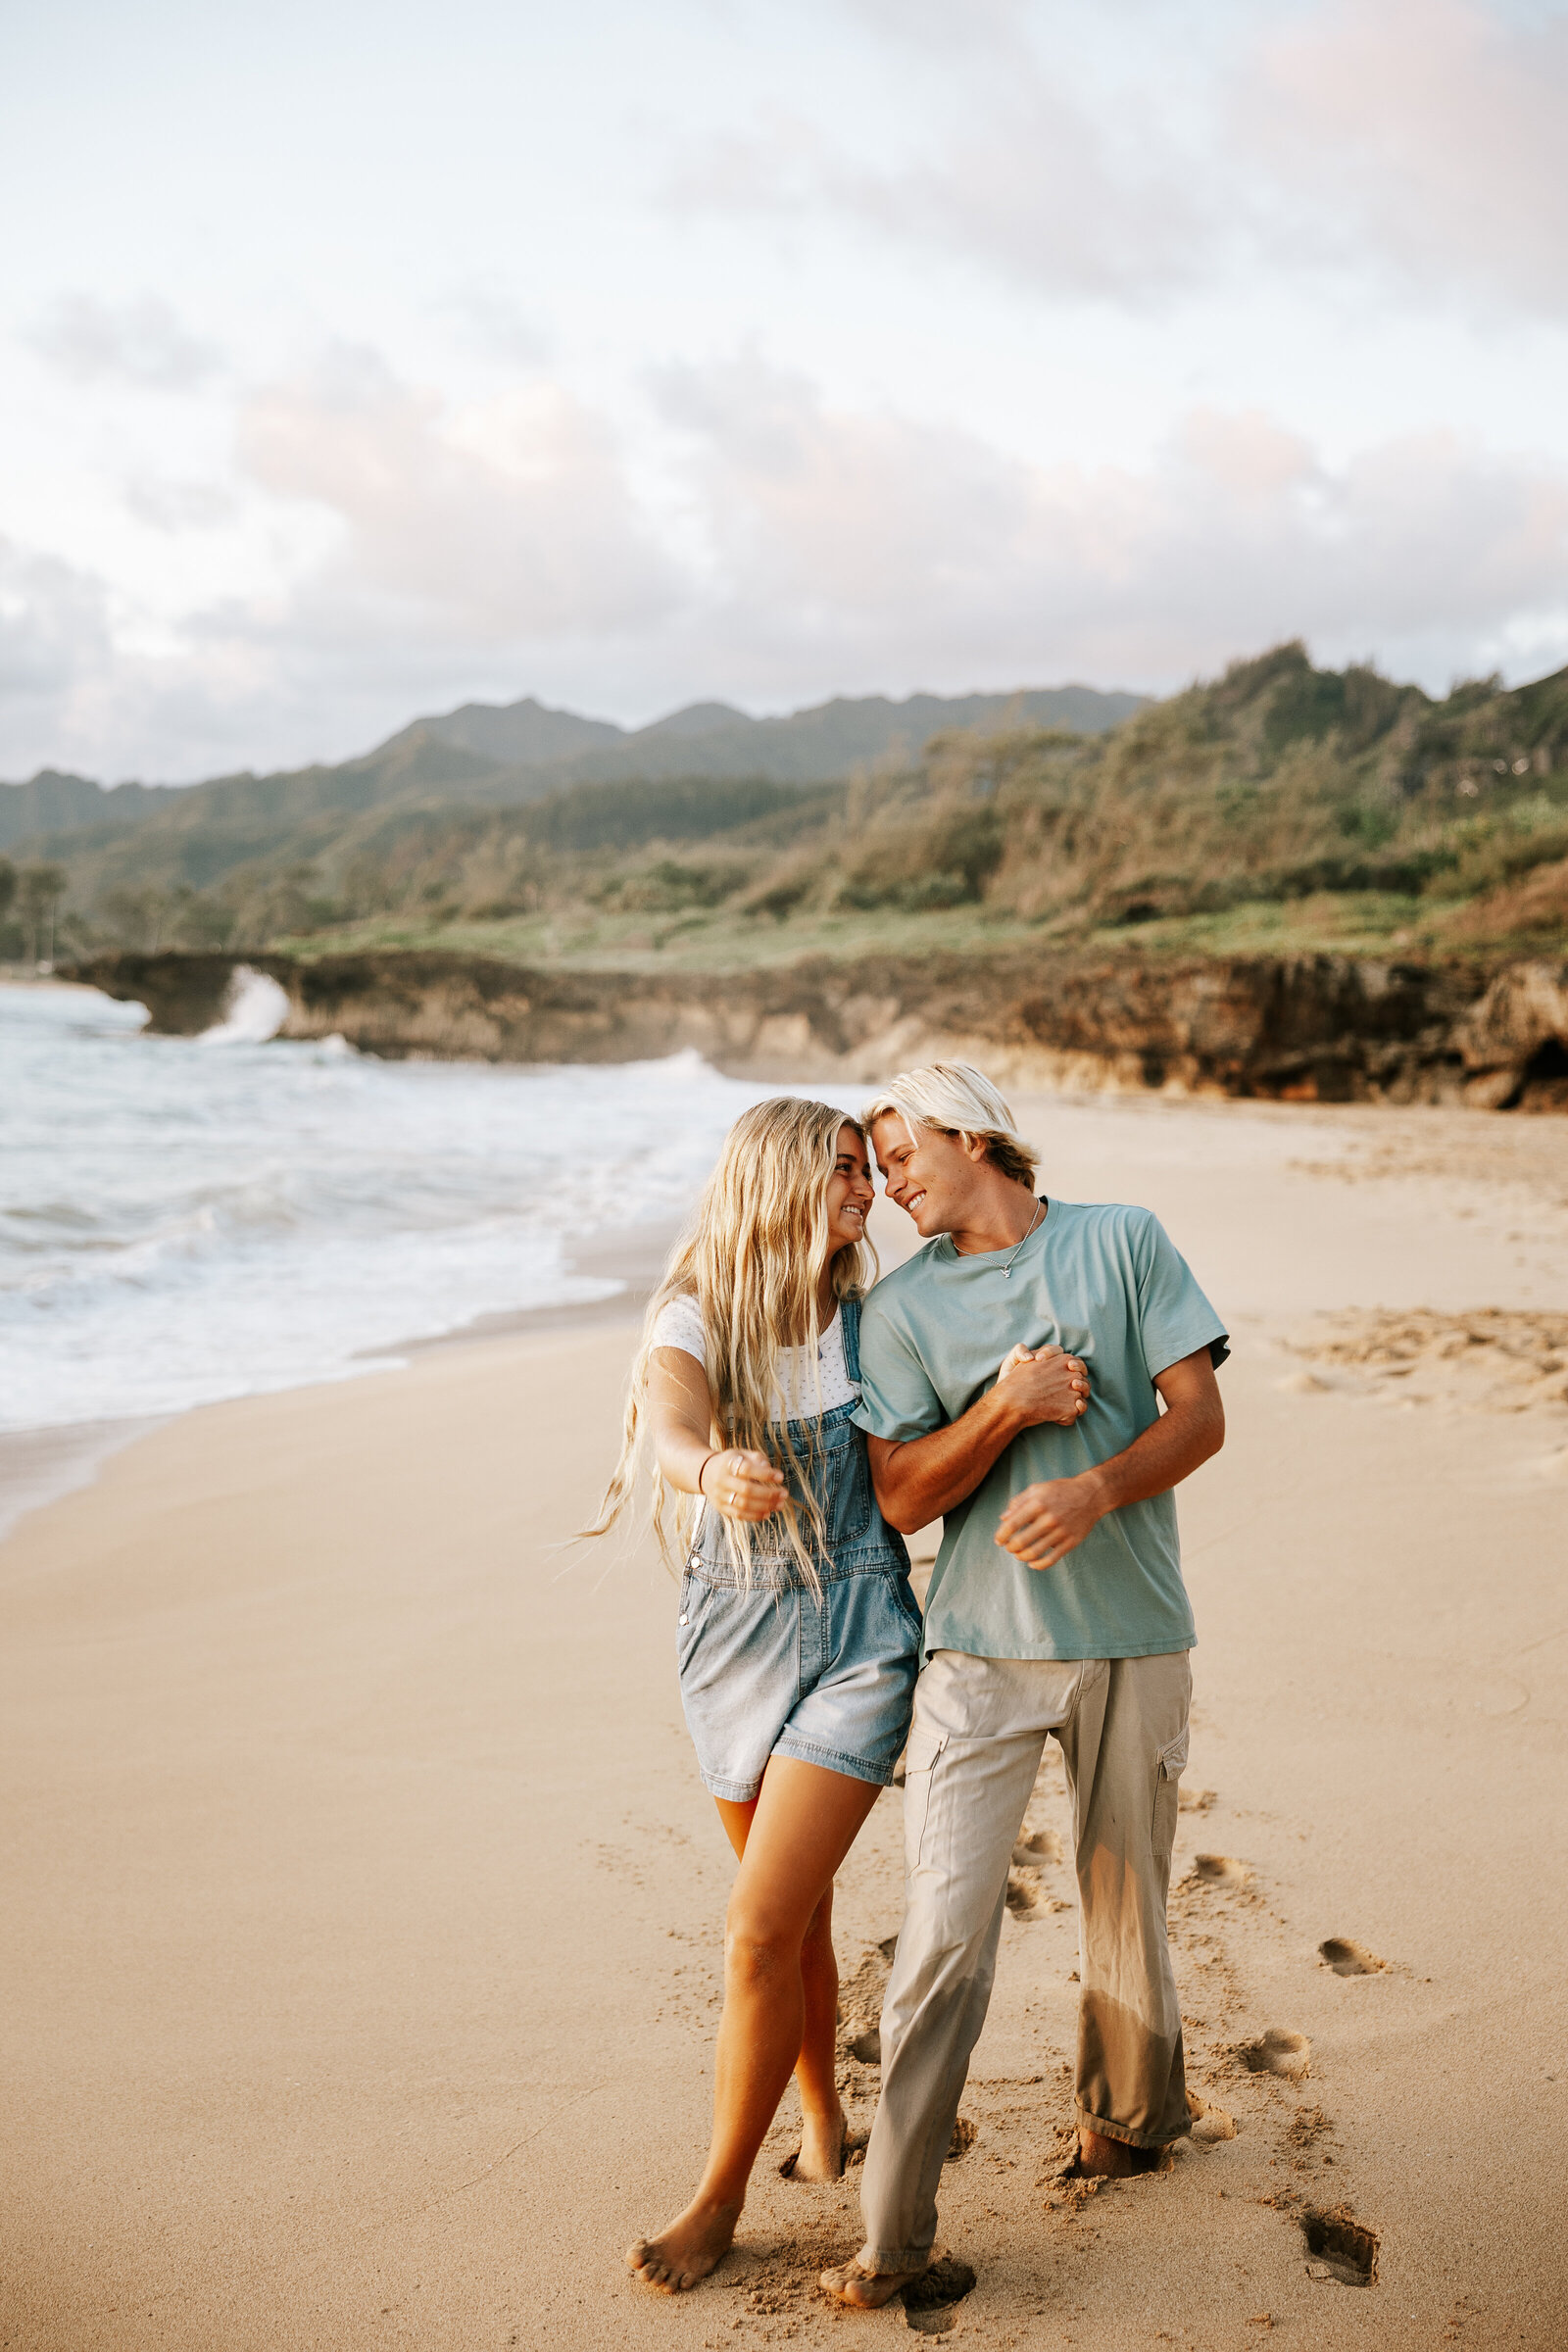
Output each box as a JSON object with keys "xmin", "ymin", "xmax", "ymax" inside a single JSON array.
[
  {"xmin": 1132, "ymin": 1212, "xmax": 1230, "ymax": 1376},
  {"xmin": 651, "ymin": 1294, "xmax": 706, "ymax": 1365},
  {"xmin": 851, "ymin": 1293, "xmax": 949, "ymax": 1443}
]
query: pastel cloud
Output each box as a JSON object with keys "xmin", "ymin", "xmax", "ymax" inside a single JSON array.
[
  {"xmin": 29, "ymin": 294, "xmax": 222, "ymax": 391},
  {"xmin": 236, "ymin": 346, "xmax": 679, "ymax": 642},
  {"xmin": 651, "ymin": 360, "xmax": 1568, "ymax": 688},
  {"xmin": 7, "ymin": 349, "xmax": 1562, "ymax": 783},
  {"xmin": 672, "ymin": 0, "xmax": 1568, "ymax": 321},
  {"xmin": 1240, "ymin": 0, "xmax": 1568, "ymax": 317}
]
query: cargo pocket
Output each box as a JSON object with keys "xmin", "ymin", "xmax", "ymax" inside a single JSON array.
[
  {"xmin": 1152, "ymin": 1725, "xmax": 1188, "ymax": 1848},
  {"xmin": 901, "ymin": 1723, "xmax": 948, "ymax": 1869}
]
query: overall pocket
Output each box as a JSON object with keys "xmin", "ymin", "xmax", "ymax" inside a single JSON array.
[
  {"xmin": 818, "ymin": 1418, "xmax": 872, "ymax": 1549},
  {"xmin": 676, "ymin": 1572, "xmax": 710, "ymax": 1663},
  {"xmin": 885, "ymin": 1570, "xmax": 925, "ymax": 1644}
]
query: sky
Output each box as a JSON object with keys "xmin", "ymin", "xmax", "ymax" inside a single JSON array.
[{"xmin": 2, "ymin": 0, "xmax": 1567, "ymax": 782}]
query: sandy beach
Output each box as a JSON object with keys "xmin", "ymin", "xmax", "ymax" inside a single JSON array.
[{"xmin": 4, "ymin": 1091, "xmax": 1567, "ymax": 2352}]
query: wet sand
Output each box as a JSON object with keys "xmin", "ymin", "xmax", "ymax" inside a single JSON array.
[{"xmin": 2, "ymin": 1094, "xmax": 1566, "ymax": 2350}]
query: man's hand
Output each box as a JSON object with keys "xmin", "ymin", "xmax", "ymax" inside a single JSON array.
[
  {"xmin": 994, "ymin": 1342, "xmax": 1090, "ymax": 1429},
  {"xmin": 867, "ymin": 1342, "xmax": 1093, "ymax": 1533},
  {"xmin": 995, "ymin": 1475, "xmax": 1103, "ymax": 1570},
  {"xmin": 994, "ymin": 1348, "xmax": 1225, "ymax": 1571}
]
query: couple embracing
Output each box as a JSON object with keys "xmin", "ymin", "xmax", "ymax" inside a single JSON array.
[{"xmin": 589, "ymin": 1062, "xmax": 1228, "ymax": 2307}]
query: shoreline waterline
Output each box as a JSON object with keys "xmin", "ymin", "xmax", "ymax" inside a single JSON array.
[
  {"xmin": 0, "ymin": 1215, "xmax": 683, "ymax": 1548},
  {"xmin": 0, "ymin": 982, "xmax": 808, "ymax": 1481}
]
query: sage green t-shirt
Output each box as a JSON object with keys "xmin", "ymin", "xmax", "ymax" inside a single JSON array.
[{"xmin": 852, "ymin": 1200, "xmax": 1228, "ymax": 1662}]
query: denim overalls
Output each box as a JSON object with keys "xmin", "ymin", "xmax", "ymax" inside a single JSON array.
[{"xmin": 675, "ymin": 1297, "xmax": 922, "ymax": 1803}]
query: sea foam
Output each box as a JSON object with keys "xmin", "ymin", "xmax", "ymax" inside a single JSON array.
[{"xmin": 0, "ymin": 985, "xmax": 803, "ymax": 1438}]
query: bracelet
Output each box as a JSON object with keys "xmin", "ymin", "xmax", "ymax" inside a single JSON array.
[{"xmin": 696, "ymin": 1449, "xmax": 721, "ymax": 1497}]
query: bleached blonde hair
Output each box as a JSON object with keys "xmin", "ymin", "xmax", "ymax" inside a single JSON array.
[
  {"xmin": 862, "ymin": 1061, "xmax": 1039, "ymax": 1188},
  {"xmin": 583, "ymin": 1097, "xmax": 876, "ymax": 1586}
]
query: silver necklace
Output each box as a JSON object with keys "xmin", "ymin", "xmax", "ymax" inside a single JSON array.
[{"xmin": 1002, "ymin": 1200, "xmax": 1045, "ymax": 1278}]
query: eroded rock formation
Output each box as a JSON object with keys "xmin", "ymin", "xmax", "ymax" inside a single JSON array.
[{"xmin": 68, "ymin": 948, "xmax": 1568, "ymax": 1108}]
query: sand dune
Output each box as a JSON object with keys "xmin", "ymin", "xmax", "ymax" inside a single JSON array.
[{"xmin": 2, "ymin": 1094, "xmax": 1566, "ymax": 2350}]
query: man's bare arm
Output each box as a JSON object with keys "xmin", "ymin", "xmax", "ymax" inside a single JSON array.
[
  {"xmin": 866, "ymin": 1346, "xmax": 1089, "ymax": 1535},
  {"xmin": 994, "ymin": 1348, "xmax": 1225, "ymax": 1571}
]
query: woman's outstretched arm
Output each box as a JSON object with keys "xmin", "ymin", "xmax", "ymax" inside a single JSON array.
[{"xmin": 649, "ymin": 1347, "xmax": 787, "ymax": 1522}]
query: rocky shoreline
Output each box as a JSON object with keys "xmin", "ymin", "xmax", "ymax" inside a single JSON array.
[{"xmin": 69, "ymin": 946, "xmax": 1568, "ymax": 1109}]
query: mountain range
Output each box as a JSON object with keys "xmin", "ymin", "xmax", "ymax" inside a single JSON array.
[
  {"xmin": 8, "ymin": 642, "xmax": 1565, "ymax": 973},
  {"xmin": 0, "ymin": 682, "xmax": 1145, "ymax": 857}
]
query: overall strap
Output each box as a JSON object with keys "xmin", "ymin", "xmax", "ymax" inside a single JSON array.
[{"xmin": 840, "ymin": 1294, "xmax": 863, "ymax": 1387}]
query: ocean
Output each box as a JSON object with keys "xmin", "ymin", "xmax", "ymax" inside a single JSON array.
[{"xmin": 0, "ymin": 978, "xmax": 796, "ymax": 1459}]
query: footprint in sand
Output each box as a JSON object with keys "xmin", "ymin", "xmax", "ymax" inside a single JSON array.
[
  {"xmin": 900, "ymin": 2253, "xmax": 977, "ymax": 2332},
  {"xmin": 1318, "ymin": 1936, "xmax": 1387, "ymax": 1977},
  {"xmin": 1240, "ymin": 2029, "xmax": 1311, "ymax": 2081},
  {"xmin": 1185, "ymin": 2088, "xmax": 1237, "ymax": 2142},
  {"xmin": 947, "ymin": 2115, "xmax": 977, "ymax": 2159},
  {"xmin": 1193, "ymin": 1854, "xmax": 1251, "ymax": 1890},
  {"xmin": 839, "ymin": 1939, "xmax": 895, "ymax": 2066},
  {"xmin": 1301, "ymin": 2205, "xmax": 1379, "ymax": 2287},
  {"xmin": 1178, "ymin": 1786, "xmax": 1216, "ymax": 1814},
  {"xmin": 1012, "ymin": 1825, "xmax": 1064, "ymax": 1868},
  {"xmin": 1005, "ymin": 1869, "xmax": 1068, "ymax": 1920}
]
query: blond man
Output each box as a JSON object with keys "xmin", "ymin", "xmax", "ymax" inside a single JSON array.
[{"xmin": 822, "ymin": 1064, "xmax": 1227, "ymax": 2309}]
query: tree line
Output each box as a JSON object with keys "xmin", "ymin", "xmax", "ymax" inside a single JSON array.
[{"xmin": 0, "ymin": 858, "xmax": 68, "ymax": 968}]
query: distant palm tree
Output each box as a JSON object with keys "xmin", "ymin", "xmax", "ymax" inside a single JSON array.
[{"xmin": 18, "ymin": 863, "xmax": 67, "ymax": 969}]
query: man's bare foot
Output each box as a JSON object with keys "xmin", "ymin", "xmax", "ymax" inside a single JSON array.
[
  {"xmin": 625, "ymin": 2196, "xmax": 741, "ymax": 2292},
  {"xmin": 1076, "ymin": 2129, "xmax": 1160, "ymax": 2178},
  {"xmin": 780, "ymin": 2103, "xmax": 862, "ymax": 2182},
  {"xmin": 820, "ymin": 2257, "xmax": 928, "ymax": 2309}
]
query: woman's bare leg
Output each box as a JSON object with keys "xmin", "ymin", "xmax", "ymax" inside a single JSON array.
[
  {"xmin": 626, "ymin": 1756, "xmax": 881, "ymax": 2291},
  {"xmin": 790, "ymin": 1874, "xmax": 851, "ymax": 2178},
  {"xmin": 710, "ymin": 1790, "xmax": 851, "ymax": 2180}
]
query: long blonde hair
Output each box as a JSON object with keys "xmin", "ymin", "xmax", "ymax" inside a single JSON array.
[{"xmin": 583, "ymin": 1097, "xmax": 876, "ymax": 1584}]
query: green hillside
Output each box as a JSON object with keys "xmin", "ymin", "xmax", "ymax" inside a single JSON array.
[{"xmin": 6, "ymin": 645, "xmax": 1566, "ymax": 968}]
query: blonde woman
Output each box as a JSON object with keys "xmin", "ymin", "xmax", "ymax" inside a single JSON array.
[{"xmin": 588, "ymin": 1099, "xmax": 921, "ymax": 2294}]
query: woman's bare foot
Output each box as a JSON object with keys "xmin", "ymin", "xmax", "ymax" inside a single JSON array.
[
  {"xmin": 625, "ymin": 2196, "xmax": 741, "ymax": 2292},
  {"xmin": 780, "ymin": 2102, "xmax": 862, "ymax": 2182},
  {"xmin": 820, "ymin": 2257, "xmax": 928, "ymax": 2309}
]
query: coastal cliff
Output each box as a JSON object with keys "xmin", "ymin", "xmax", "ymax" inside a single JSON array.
[{"xmin": 69, "ymin": 947, "xmax": 1568, "ymax": 1108}]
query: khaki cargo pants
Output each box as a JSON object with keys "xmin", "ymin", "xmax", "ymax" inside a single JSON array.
[{"xmin": 858, "ymin": 1647, "xmax": 1192, "ymax": 2275}]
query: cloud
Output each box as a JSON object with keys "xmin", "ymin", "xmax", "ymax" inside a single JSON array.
[
  {"xmin": 1239, "ymin": 0, "xmax": 1568, "ymax": 318},
  {"xmin": 655, "ymin": 357, "xmax": 1568, "ymax": 689},
  {"xmin": 5, "ymin": 352, "xmax": 1564, "ymax": 782},
  {"xmin": 0, "ymin": 539, "xmax": 112, "ymax": 709},
  {"xmin": 29, "ymin": 294, "xmax": 222, "ymax": 390},
  {"xmin": 665, "ymin": 77, "xmax": 1217, "ymax": 309},
  {"xmin": 237, "ymin": 345, "xmax": 680, "ymax": 640},
  {"xmin": 667, "ymin": 0, "xmax": 1568, "ymax": 321},
  {"xmin": 122, "ymin": 478, "xmax": 237, "ymax": 533}
]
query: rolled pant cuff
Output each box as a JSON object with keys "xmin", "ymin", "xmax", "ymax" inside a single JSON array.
[
  {"xmin": 856, "ymin": 2241, "xmax": 935, "ymax": 2277},
  {"xmin": 1076, "ymin": 2104, "xmax": 1189, "ymax": 2151}
]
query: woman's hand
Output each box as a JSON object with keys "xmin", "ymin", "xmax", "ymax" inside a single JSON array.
[
  {"xmin": 649, "ymin": 1349, "xmax": 787, "ymax": 1515},
  {"xmin": 700, "ymin": 1447, "xmax": 787, "ymax": 1522}
]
